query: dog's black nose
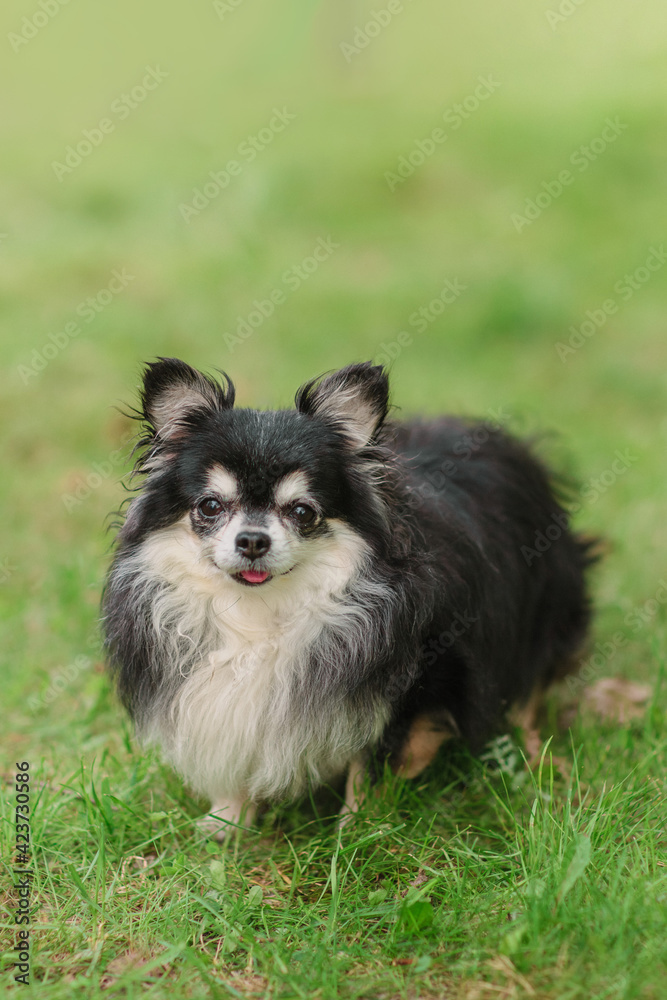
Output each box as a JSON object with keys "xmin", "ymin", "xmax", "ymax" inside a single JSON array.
[{"xmin": 235, "ymin": 531, "xmax": 271, "ymax": 559}]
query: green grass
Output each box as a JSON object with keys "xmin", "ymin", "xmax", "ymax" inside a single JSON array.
[{"xmin": 1, "ymin": 0, "xmax": 666, "ymax": 996}]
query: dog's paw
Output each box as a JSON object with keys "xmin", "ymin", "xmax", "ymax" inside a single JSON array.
[
  {"xmin": 337, "ymin": 803, "xmax": 360, "ymax": 831},
  {"xmin": 197, "ymin": 799, "xmax": 256, "ymax": 841},
  {"xmin": 197, "ymin": 812, "xmax": 233, "ymax": 842}
]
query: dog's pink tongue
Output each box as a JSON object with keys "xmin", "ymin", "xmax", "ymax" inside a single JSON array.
[{"xmin": 240, "ymin": 570, "xmax": 269, "ymax": 584}]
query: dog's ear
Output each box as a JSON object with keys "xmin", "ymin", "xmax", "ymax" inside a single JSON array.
[
  {"xmin": 140, "ymin": 358, "xmax": 235, "ymax": 441},
  {"xmin": 295, "ymin": 362, "xmax": 389, "ymax": 448}
]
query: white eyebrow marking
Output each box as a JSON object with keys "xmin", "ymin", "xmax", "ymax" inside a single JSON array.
[
  {"xmin": 206, "ymin": 465, "xmax": 238, "ymax": 500},
  {"xmin": 274, "ymin": 471, "xmax": 311, "ymax": 507}
]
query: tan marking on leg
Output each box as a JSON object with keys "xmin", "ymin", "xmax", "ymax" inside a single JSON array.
[
  {"xmin": 198, "ymin": 796, "xmax": 257, "ymax": 842},
  {"xmin": 394, "ymin": 713, "xmax": 454, "ymax": 779},
  {"xmin": 339, "ymin": 757, "xmax": 366, "ymax": 826},
  {"xmin": 507, "ymin": 689, "xmax": 543, "ymax": 765}
]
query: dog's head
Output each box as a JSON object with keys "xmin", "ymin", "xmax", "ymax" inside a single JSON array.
[{"xmin": 120, "ymin": 358, "xmax": 391, "ymax": 588}]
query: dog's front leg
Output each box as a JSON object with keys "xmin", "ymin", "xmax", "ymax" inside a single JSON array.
[
  {"xmin": 198, "ymin": 796, "xmax": 257, "ymax": 841},
  {"xmin": 339, "ymin": 756, "xmax": 367, "ymax": 825},
  {"xmin": 392, "ymin": 711, "xmax": 456, "ymax": 778}
]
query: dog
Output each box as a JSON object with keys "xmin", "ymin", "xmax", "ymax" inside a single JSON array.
[{"xmin": 103, "ymin": 359, "xmax": 594, "ymax": 838}]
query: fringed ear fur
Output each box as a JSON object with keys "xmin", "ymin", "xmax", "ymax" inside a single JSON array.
[
  {"xmin": 295, "ymin": 362, "xmax": 389, "ymax": 448},
  {"xmin": 141, "ymin": 358, "xmax": 235, "ymax": 442}
]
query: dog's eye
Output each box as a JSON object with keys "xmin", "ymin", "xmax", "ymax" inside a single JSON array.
[
  {"xmin": 197, "ymin": 496, "xmax": 223, "ymax": 519},
  {"xmin": 289, "ymin": 503, "xmax": 317, "ymax": 528}
]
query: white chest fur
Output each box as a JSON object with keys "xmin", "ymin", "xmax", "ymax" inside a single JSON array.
[{"xmin": 130, "ymin": 518, "xmax": 390, "ymax": 802}]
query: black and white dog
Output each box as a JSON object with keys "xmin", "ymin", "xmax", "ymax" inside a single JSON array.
[{"xmin": 103, "ymin": 359, "xmax": 593, "ymax": 837}]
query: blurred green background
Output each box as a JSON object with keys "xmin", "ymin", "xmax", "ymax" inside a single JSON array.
[{"xmin": 1, "ymin": 0, "xmax": 665, "ymax": 748}]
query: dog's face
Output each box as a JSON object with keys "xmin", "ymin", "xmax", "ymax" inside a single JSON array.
[
  {"xmin": 121, "ymin": 359, "xmax": 390, "ymax": 589},
  {"xmin": 189, "ymin": 454, "xmax": 328, "ymax": 588}
]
